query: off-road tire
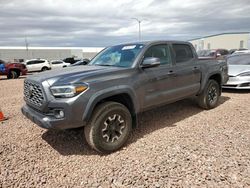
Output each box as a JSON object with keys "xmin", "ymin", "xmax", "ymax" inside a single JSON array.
[
  {"xmin": 84, "ymin": 102, "xmax": 132, "ymax": 153},
  {"xmin": 197, "ymin": 79, "xmax": 220, "ymax": 109}
]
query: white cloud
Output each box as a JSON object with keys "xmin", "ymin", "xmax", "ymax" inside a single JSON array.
[{"xmin": 0, "ymin": 0, "xmax": 249, "ymax": 46}]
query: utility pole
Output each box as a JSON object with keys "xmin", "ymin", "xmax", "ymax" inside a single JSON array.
[
  {"xmin": 132, "ymin": 18, "xmax": 143, "ymax": 41},
  {"xmin": 25, "ymin": 37, "xmax": 29, "ymax": 60}
]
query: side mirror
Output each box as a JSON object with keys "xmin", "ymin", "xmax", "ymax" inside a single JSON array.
[
  {"xmin": 141, "ymin": 57, "xmax": 160, "ymax": 68},
  {"xmin": 216, "ymin": 53, "xmax": 221, "ymax": 57}
]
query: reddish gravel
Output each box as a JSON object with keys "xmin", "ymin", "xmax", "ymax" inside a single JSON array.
[{"xmin": 0, "ymin": 77, "xmax": 250, "ymax": 187}]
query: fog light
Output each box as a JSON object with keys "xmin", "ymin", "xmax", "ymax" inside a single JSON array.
[{"xmin": 54, "ymin": 109, "xmax": 64, "ymax": 119}]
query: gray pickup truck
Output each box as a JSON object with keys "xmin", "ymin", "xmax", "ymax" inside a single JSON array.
[{"xmin": 22, "ymin": 41, "xmax": 228, "ymax": 153}]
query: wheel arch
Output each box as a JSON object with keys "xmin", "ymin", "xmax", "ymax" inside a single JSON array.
[
  {"xmin": 41, "ymin": 66, "xmax": 49, "ymax": 71},
  {"xmin": 199, "ymin": 72, "xmax": 222, "ymax": 95},
  {"xmin": 83, "ymin": 88, "xmax": 139, "ymax": 128},
  {"xmin": 209, "ymin": 73, "xmax": 222, "ymax": 85},
  {"xmin": 208, "ymin": 73, "xmax": 222, "ymax": 95}
]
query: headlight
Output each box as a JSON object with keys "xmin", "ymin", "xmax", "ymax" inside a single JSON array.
[
  {"xmin": 238, "ymin": 72, "xmax": 250, "ymax": 77},
  {"xmin": 50, "ymin": 84, "xmax": 88, "ymax": 98}
]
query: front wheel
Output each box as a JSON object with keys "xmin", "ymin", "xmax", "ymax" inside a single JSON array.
[
  {"xmin": 7, "ymin": 70, "xmax": 18, "ymax": 79},
  {"xmin": 84, "ymin": 102, "xmax": 132, "ymax": 153},
  {"xmin": 197, "ymin": 79, "xmax": 220, "ymax": 109}
]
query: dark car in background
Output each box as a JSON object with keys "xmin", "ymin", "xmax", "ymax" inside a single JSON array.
[
  {"xmin": 70, "ymin": 59, "xmax": 90, "ymax": 66},
  {"xmin": 223, "ymin": 54, "xmax": 250, "ymax": 89},
  {"xmin": 63, "ymin": 57, "xmax": 82, "ymax": 64},
  {"xmin": 197, "ymin": 49, "xmax": 229, "ymax": 60}
]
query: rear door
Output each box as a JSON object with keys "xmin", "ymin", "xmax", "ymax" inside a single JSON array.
[
  {"xmin": 35, "ymin": 60, "xmax": 46, "ymax": 71},
  {"xmin": 170, "ymin": 43, "xmax": 201, "ymax": 99}
]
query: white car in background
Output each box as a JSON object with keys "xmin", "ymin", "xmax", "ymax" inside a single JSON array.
[
  {"xmin": 50, "ymin": 60, "xmax": 70, "ymax": 69},
  {"xmin": 233, "ymin": 50, "xmax": 250, "ymax": 55},
  {"xmin": 223, "ymin": 54, "xmax": 250, "ymax": 89},
  {"xmin": 25, "ymin": 59, "xmax": 51, "ymax": 72}
]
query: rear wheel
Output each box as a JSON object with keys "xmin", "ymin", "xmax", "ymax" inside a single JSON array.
[
  {"xmin": 84, "ymin": 102, "xmax": 132, "ymax": 153},
  {"xmin": 7, "ymin": 70, "xmax": 18, "ymax": 79},
  {"xmin": 41, "ymin": 67, "xmax": 49, "ymax": 71},
  {"xmin": 197, "ymin": 79, "xmax": 220, "ymax": 109}
]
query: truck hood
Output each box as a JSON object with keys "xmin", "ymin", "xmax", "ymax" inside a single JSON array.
[{"xmin": 27, "ymin": 65, "xmax": 125, "ymax": 85}]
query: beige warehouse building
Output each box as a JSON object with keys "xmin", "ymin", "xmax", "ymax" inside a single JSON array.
[
  {"xmin": 0, "ymin": 47, "xmax": 103, "ymax": 62},
  {"xmin": 189, "ymin": 32, "xmax": 250, "ymax": 51}
]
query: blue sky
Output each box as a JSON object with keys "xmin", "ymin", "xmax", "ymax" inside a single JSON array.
[{"xmin": 1, "ymin": 0, "xmax": 250, "ymax": 47}]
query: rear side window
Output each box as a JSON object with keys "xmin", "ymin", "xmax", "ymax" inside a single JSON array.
[
  {"xmin": 26, "ymin": 61, "xmax": 35, "ymax": 65},
  {"xmin": 144, "ymin": 44, "xmax": 171, "ymax": 65},
  {"xmin": 36, "ymin": 60, "xmax": 45, "ymax": 64},
  {"xmin": 173, "ymin": 44, "xmax": 194, "ymax": 63},
  {"xmin": 51, "ymin": 61, "xmax": 62, "ymax": 64}
]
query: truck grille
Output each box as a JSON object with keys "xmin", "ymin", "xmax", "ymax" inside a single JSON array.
[{"xmin": 24, "ymin": 80, "xmax": 45, "ymax": 107}]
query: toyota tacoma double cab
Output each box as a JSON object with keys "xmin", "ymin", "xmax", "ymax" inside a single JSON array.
[
  {"xmin": 0, "ymin": 59, "xmax": 27, "ymax": 79},
  {"xmin": 21, "ymin": 41, "xmax": 228, "ymax": 153}
]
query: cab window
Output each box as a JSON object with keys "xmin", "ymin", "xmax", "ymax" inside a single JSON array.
[
  {"xmin": 173, "ymin": 44, "xmax": 194, "ymax": 63},
  {"xmin": 144, "ymin": 44, "xmax": 171, "ymax": 65}
]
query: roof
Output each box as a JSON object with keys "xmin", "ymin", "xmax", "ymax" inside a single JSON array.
[
  {"xmin": 112, "ymin": 40, "xmax": 193, "ymax": 47},
  {"xmin": 189, "ymin": 32, "xmax": 250, "ymax": 41}
]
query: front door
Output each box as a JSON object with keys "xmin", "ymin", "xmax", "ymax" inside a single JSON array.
[{"xmin": 141, "ymin": 44, "xmax": 177, "ymax": 110}]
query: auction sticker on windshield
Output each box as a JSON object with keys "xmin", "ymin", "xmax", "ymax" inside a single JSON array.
[{"xmin": 122, "ymin": 45, "xmax": 136, "ymax": 50}]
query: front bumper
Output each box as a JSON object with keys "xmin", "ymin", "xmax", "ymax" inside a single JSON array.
[
  {"xmin": 21, "ymin": 104, "xmax": 84, "ymax": 130},
  {"xmin": 223, "ymin": 76, "xmax": 250, "ymax": 89}
]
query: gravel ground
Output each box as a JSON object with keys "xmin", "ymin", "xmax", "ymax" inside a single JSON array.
[{"xmin": 0, "ymin": 77, "xmax": 250, "ymax": 187}]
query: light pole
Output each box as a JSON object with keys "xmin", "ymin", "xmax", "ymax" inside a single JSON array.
[
  {"xmin": 132, "ymin": 18, "xmax": 142, "ymax": 41},
  {"xmin": 25, "ymin": 37, "xmax": 29, "ymax": 60}
]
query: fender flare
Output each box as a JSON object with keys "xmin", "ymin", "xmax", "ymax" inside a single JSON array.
[
  {"xmin": 199, "ymin": 71, "xmax": 222, "ymax": 94},
  {"xmin": 82, "ymin": 85, "xmax": 139, "ymax": 123}
]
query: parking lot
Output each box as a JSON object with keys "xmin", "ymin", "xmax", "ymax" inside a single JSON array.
[{"xmin": 0, "ymin": 77, "xmax": 249, "ymax": 187}]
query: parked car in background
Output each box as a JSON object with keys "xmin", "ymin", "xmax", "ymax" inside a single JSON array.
[
  {"xmin": 223, "ymin": 54, "xmax": 250, "ymax": 89},
  {"xmin": 50, "ymin": 60, "xmax": 70, "ymax": 69},
  {"xmin": 63, "ymin": 57, "xmax": 82, "ymax": 64},
  {"xmin": 197, "ymin": 49, "xmax": 229, "ymax": 60},
  {"xmin": 24, "ymin": 59, "xmax": 51, "ymax": 72},
  {"xmin": 0, "ymin": 59, "xmax": 27, "ymax": 79},
  {"xmin": 229, "ymin": 48, "xmax": 248, "ymax": 54},
  {"xmin": 233, "ymin": 49, "xmax": 250, "ymax": 55},
  {"xmin": 70, "ymin": 59, "xmax": 90, "ymax": 66}
]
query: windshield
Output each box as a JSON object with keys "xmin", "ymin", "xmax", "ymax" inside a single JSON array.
[
  {"xmin": 89, "ymin": 44, "xmax": 145, "ymax": 67},
  {"xmin": 227, "ymin": 55, "xmax": 250, "ymax": 65},
  {"xmin": 73, "ymin": 61, "xmax": 84, "ymax": 66},
  {"xmin": 197, "ymin": 50, "xmax": 215, "ymax": 57}
]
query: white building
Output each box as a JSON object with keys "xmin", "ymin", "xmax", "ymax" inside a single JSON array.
[
  {"xmin": 0, "ymin": 47, "xmax": 104, "ymax": 62},
  {"xmin": 189, "ymin": 32, "xmax": 250, "ymax": 51}
]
